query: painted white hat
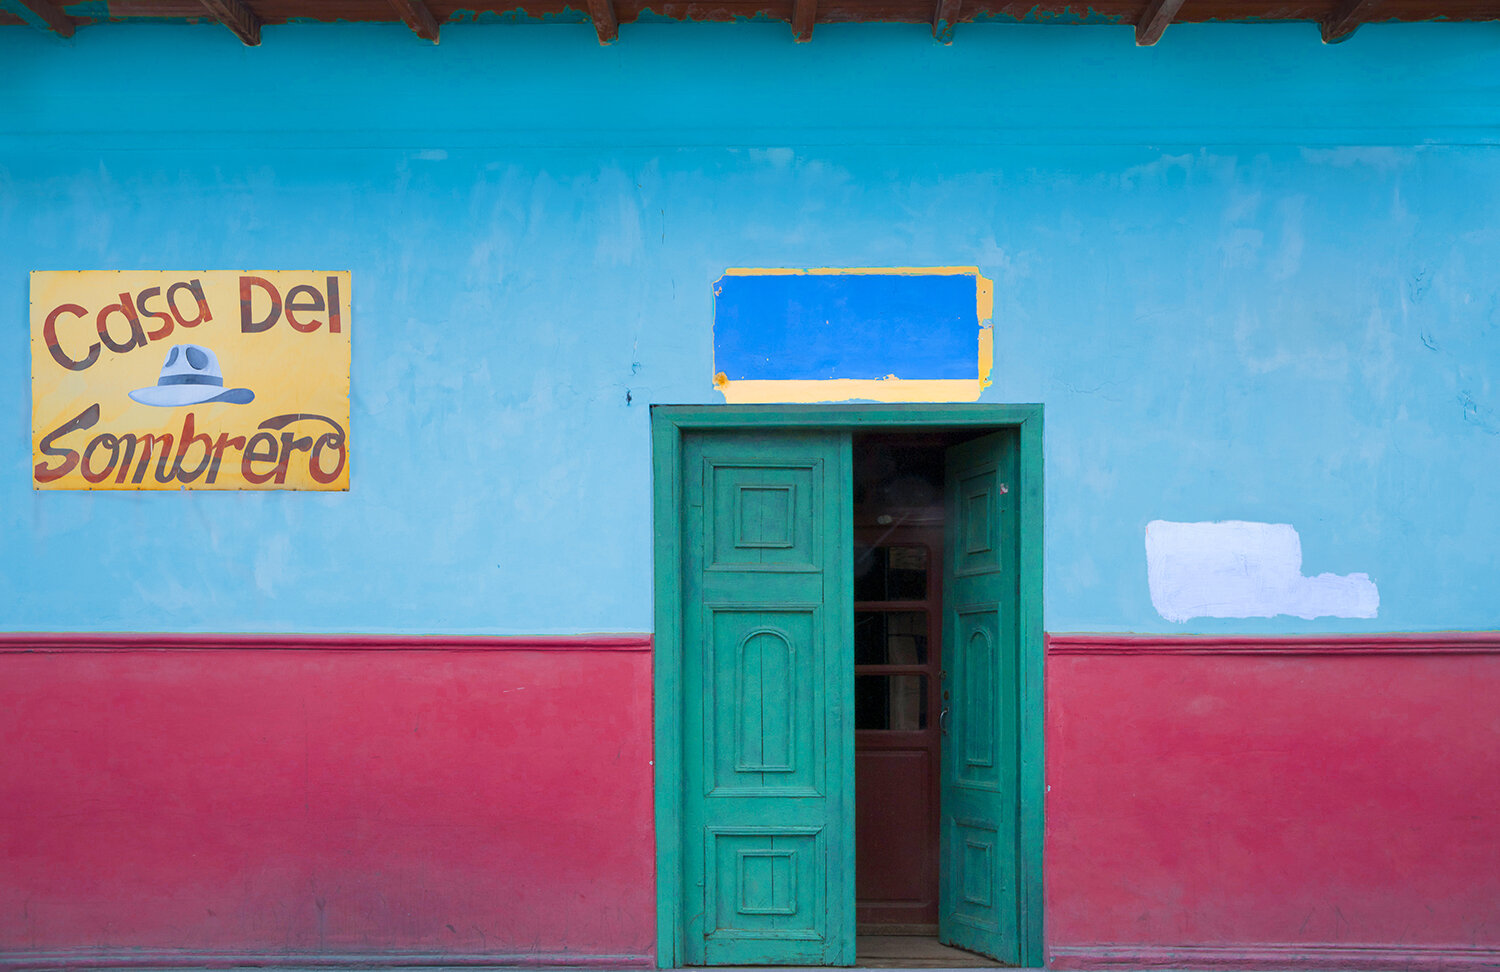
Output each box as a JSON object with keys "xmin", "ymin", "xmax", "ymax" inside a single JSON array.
[{"xmin": 128, "ymin": 343, "xmax": 255, "ymax": 407}]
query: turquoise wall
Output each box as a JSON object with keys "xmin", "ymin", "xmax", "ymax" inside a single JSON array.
[{"xmin": 3, "ymin": 22, "xmax": 1498, "ymax": 634}]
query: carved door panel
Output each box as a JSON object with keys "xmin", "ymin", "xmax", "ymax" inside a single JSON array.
[
  {"xmin": 681, "ymin": 431, "xmax": 855, "ymax": 966},
  {"xmin": 938, "ymin": 431, "xmax": 1021, "ymax": 963}
]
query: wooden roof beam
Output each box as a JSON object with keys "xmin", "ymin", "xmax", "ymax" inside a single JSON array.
[
  {"xmin": 791, "ymin": 0, "xmax": 816, "ymax": 41},
  {"xmin": 588, "ymin": 0, "xmax": 617, "ymax": 43},
  {"xmin": 1135, "ymin": 0, "xmax": 1186, "ymax": 44},
  {"xmin": 932, "ymin": 0, "xmax": 960, "ymax": 43},
  {"xmin": 389, "ymin": 0, "xmax": 440, "ymax": 41},
  {"xmin": 200, "ymin": 0, "xmax": 261, "ymax": 44},
  {"xmin": 18, "ymin": 0, "xmax": 78, "ymax": 37},
  {"xmin": 1322, "ymin": 0, "xmax": 1380, "ymax": 41}
]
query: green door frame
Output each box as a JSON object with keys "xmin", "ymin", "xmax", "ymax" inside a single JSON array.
[{"xmin": 652, "ymin": 403, "xmax": 1045, "ymax": 969}]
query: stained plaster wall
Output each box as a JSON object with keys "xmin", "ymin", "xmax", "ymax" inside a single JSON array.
[{"xmin": 3, "ymin": 22, "xmax": 1499, "ymax": 635}]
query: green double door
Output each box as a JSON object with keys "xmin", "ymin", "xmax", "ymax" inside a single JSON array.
[{"xmin": 678, "ymin": 429, "xmax": 1020, "ymax": 966}]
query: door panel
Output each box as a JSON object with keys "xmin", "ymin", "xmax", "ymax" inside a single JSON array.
[
  {"xmin": 682, "ymin": 431, "xmax": 854, "ymax": 966},
  {"xmin": 939, "ymin": 431, "xmax": 1021, "ymax": 963}
]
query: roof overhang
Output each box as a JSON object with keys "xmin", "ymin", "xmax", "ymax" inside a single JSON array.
[{"xmin": 2, "ymin": 0, "xmax": 1493, "ymax": 48}]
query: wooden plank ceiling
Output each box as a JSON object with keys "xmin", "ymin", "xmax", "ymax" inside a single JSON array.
[{"xmin": 4, "ymin": 0, "xmax": 1497, "ymax": 46}]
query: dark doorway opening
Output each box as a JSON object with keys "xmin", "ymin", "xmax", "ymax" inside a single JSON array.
[{"xmin": 852, "ymin": 434, "xmax": 1000, "ymax": 968}]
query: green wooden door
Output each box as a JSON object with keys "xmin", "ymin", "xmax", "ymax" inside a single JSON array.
[
  {"xmin": 680, "ymin": 430, "xmax": 856, "ymax": 966},
  {"xmin": 938, "ymin": 430, "xmax": 1022, "ymax": 964}
]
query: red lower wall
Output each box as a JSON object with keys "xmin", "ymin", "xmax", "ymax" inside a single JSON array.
[
  {"xmin": 0, "ymin": 637, "xmax": 655, "ymax": 967},
  {"xmin": 8, "ymin": 633, "xmax": 1500, "ymax": 970},
  {"xmin": 1045, "ymin": 635, "xmax": 1500, "ymax": 970}
]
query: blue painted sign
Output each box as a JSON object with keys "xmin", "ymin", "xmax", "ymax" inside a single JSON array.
[{"xmin": 714, "ymin": 271, "xmax": 984, "ymax": 381}]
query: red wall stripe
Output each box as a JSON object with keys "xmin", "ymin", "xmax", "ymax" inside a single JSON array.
[
  {"xmin": 1046, "ymin": 632, "xmax": 1500, "ymax": 655},
  {"xmin": 0, "ymin": 633, "xmax": 653, "ymax": 652},
  {"xmin": 1049, "ymin": 942, "xmax": 1500, "ymax": 972}
]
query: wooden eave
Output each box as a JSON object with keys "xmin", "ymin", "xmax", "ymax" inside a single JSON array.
[{"xmin": 3, "ymin": 0, "xmax": 1497, "ymax": 44}]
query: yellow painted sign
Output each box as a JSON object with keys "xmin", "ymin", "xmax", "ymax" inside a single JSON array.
[{"xmin": 31, "ymin": 271, "xmax": 350, "ymax": 490}]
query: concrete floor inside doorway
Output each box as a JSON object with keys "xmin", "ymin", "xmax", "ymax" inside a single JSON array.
[{"xmin": 855, "ymin": 936, "xmax": 1002, "ymax": 968}]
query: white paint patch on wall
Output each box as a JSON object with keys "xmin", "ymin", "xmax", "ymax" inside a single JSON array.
[{"xmin": 1145, "ymin": 520, "xmax": 1379, "ymax": 623}]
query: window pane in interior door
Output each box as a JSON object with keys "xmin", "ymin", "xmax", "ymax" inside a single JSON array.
[
  {"xmin": 855, "ymin": 674, "xmax": 928, "ymax": 729},
  {"xmin": 854, "ymin": 545, "xmax": 929, "ymax": 600},
  {"xmin": 854, "ymin": 611, "xmax": 929, "ymax": 664}
]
